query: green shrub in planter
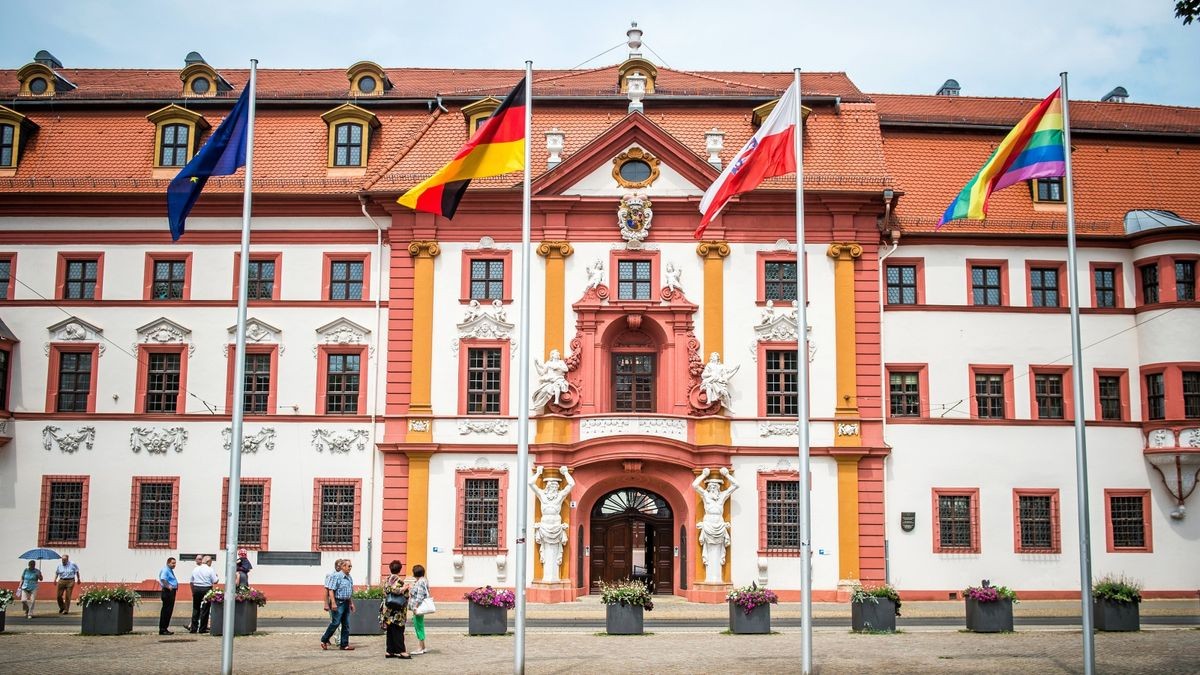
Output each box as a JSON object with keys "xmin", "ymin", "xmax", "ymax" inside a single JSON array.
[
  {"xmin": 727, "ymin": 583, "xmax": 777, "ymax": 634},
  {"xmin": 851, "ymin": 584, "xmax": 901, "ymax": 632},
  {"xmin": 963, "ymin": 580, "xmax": 1017, "ymax": 633},
  {"xmin": 1092, "ymin": 574, "xmax": 1141, "ymax": 632},
  {"xmin": 78, "ymin": 585, "xmax": 141, "ymax": 635},
  {"xmin": 600, "ymin": 579, "xmax": 653, "ymax": 635}
]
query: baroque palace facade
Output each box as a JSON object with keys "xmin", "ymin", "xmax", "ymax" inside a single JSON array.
[{"xmin": 1, "ymin": 37, "xmax": 1198, "ymax": 602}]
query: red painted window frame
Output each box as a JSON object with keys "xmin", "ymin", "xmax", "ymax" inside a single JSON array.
[
  {"xmin": 1089, "ymin": 261, "xmax": 1124, "ymax": 309},
  {"xmin": 315, "ymin": 344, "xmax": 368, "ymax": 415},
  {"xmin": 454, "ymin": 467, "xmax": 509, "ymax": 555},
  {"xmin": 134, "ymin": 343, "xmax": 189, "ymax": 414},
  {"xmin": 129, "ymin": 476, "xmax": 180, "ymax": 549},
  {"xmin": 931, "ymin": 487, "xmax": 981, "ymax": 554},
  {"xmin": 966, "ymin": 258, "xmax": 1009, "ymax": 307},
  {"xmin": 758, "ymin": 470, "xmax": 802, "ymax": 556},
  {"xmin": 884, "ymin": 363, "xmax": 929, "ymax": 419},
  {"xmin": 460, "ymin": 248, "xmax": 513, "ymax": 304},
  {"xmin": 0, "ymin": 252, "xmax": 16, "ymax": 300},
  {"xmin": 457, "ymin": 338, "xmax": 510, "ymax": 416},
  {"xmin": 756, "ymin": 250, "xmax": 806, "ymax": 304},
  {"xmin": 312, "ymin": 478, "xmax": 362, "ymax": 551},
  {"xmin": 1012, "ymin": 488, "xmax": 1061, "ymax": 554},
  {"xmin": 143, "ymin": 252, "xmax": 193, "ymax": 301},
  {"xmin": 883, "ymin": 257, "xmax": 925, "ymax": 306},
  {"xmin": 1104, "ymin": 488, "xmax": 1152, "ymax": 553},
  {"xmin": 321, "ymin": 252, "xmax": 371, "ymax": 302},
  {"xmin": 1093, "ymin": 368, "xmax": 1130, "ymax": 421},
  {"xmin": 968, "ymin": 364, "xmax": 1014, "ymax": 419},
  {"xmin": 46, "ymin": 343, "xmax": 101, "ymax": 413},
  {"xmin": 757, "ymin": 341, "xmax": 805, "ymax": 417},
  {"xmin": 0, "ymin": 342, "xmax": 12, "ymax": 412},
  {"xmin": 1133, "ymin": 255, "xmax": 1165, "ymax": 306},
  {"xmin": 55, "ymin": 252, "xmax": 105, "ymax": 301},
  {"xmin": 225, "ymin": 344, "xmax": 278, "ymax": 416},
  {"xmin": 232, "ymin": 251, "xmax": 283, "ymax": 301},
  {"xmin": 610, "ymin": 248, "xmax": 660, "ymax": 302},
  {"xmin": 1028, "ymin": 364, "xmax": 1073, "ymax": 421},
  {"xmin": 1025, "ymin": 259, "xmax": 1067, "ymax": 308},
  {"xmin": 39, "ymin": 475, "xmax": 90, "ymax": 548},
  {"xmin": 1171, "ymin": 254, "xmax": 1199, "ymax": 303},
  {"xmin": 221, "ymin": 477, "xmax": 271, "ymax": 550}
]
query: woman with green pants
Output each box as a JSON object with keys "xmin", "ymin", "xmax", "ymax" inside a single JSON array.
[{"xmin": 408, "ymin": 565, "xmax": 430, "ymax": 655}]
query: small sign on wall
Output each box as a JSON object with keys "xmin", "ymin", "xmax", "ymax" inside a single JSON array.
[{"xmin": 900, "ymin": 511, "xmax": 916, "ymax": 532}]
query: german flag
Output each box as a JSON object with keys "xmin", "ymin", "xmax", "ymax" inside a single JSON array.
[{"xmin": 398, "ymin": 77, "xmax": 527, "ymax": 218}]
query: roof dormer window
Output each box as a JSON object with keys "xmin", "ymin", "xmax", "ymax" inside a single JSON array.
[
  {"xmin": 180, "ymin": 52, "xmax": 231, "ymax": 98},
  {"xmin": 0, "ymin": 105, "xmax": 38, "ymax": 173},
  {"xmin": 753, "ymin": 98, "xmax": 812, "ymax": 128},
  {"xmin": 146, "ymin": 105, "xmax": 209, "ymax": 170},
  {"xmin": 618, "ymin": 58, "xmax": 658, "ymax": 94},
  {"xmin": 461, "ymin": 97, "xmax": 501, "ymax": 137},
  {"xmin": 322, "ymin": 104, "xmax": 380, "ymax": 170},
  {"xmin": 346, "ymin": 61, "xmax": 389, "ymax": 97}
]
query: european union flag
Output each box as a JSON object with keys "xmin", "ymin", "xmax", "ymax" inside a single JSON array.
[{"xmin": 167, "ymin": 86, "xmax": 251, "ymax": 240}]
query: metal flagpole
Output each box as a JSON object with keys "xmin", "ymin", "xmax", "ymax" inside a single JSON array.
[
  {"xmin": 220, "ymin": 58, "xmax": 257, "ymax": 675},
  {"xmin": 513, "ymin": 59, "xmax": 533, "ymax": 675},
  {"xmin": 1060, "ymin": 71, "xmax": 1096, "ymax": 675},
  {"xmin": 792, "ymin": 68, "xmax": 814, "ymax": 675}
]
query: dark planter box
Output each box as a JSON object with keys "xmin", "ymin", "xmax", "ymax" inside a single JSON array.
[
  {"xmin": 605, "ymin": 603, "xmax": 644, "ymax": 635},
  {"xmin": 81, "ymin": 600, "xmax": 135, "ymax": 635},
  {"xmin": 209, "ymin": 601, "xmax": 258, "ymax": 636},
  {"xmin": 468, "ymin": 603, "xmax": 508, "ymax": 635},
  {"xmin": 349, "ymin": 601, "xmax": 385, "ymax": 635},
  {"xmin": 965, "ymin": 598, "xmax": 1014, "ymax": 633},
  {"xmin": 0, "ymin": 610, "xmax": 6, "ymax": 633},
  {"xmin": 852, "ymin": 598, "xmax": 897, "ymax": 632},
  {"xmin": 728, "ymin": 600, "xmax": 771, "ymax": 634},
  {"xmin": 1094, "ymin": 598, "xmax": 1139, "ymax": 632}
]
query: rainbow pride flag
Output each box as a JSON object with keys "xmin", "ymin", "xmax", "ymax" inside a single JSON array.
[{"xmin": 939, "ymin": 88, "xmax": 1066, "ymax": 226}]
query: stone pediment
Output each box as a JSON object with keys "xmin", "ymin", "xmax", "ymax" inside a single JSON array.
[
  {"xmin": 315, "ymin": 317, "xmax": 371, "ymax": 344},
  {"xmin": 227, "ymin": 318, "xmax": 283, "ymax": 344},
  {"xmin": 47, "ymin": 317, "xmax": 103, "ymax": 342},
  {"xmin": 452, "ymin": 299, "xmax": 517, "ymax": 356},
  {"xmin": 749, "ymin": 300, "xmax": 815, "ymax": 362},
  {"xmin": 136, "ymin": 317, "xmax": 191, "ymax": 344}
]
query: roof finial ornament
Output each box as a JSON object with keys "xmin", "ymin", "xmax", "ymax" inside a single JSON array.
[{"xmin": 627, "ymin": 21, "xmax": 643, "ymax": 59}]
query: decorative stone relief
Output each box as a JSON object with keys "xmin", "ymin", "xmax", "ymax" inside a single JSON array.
[
  {"xmin": 757, "ymin": 557, "xmax": 769, "ymax": 587},
  {"xmin": 134, "ymin": 317, "xmax": 194, "ymax": 357},
  {"xmin": 1148, "ymin": 429, "xmax": 1173, "ymax": 448},
  {"xmin": 758, "ymin": 422, "xmax": 800, "ymax": 437},
  {"xmin": 0, "ymin": 418, "xmax": 10, "ymax": 438},
  {"xmin": 496, "ymin": 554, "xmax": 508, "ymax": 583},
  {"xmin": 617, "ymin": 193, "xmax": 653, "ymax": 243},
  {"xmin": 750, "ymin": 300, "xmax": 816, "ymax": 362},
  {"xmin": 837, "ymin": 423, "xmax": 860, "ymax": 437},
  {"xmin": 311, "ymin": 428, "xmax": 370, "ymax": 453},
  {"xmin": 451, "ymin": 299, "xmax": 517, "ymax": 357},
  {"xmin": 455, "ymin": 458, "xmax": 510, "ymax": 472},
  {"xmin": 130, "ymin": 426, "xmax": 188, "ymax": 454},
  {"xmin": 42, "ymin": 426, "xmax": 96, "ymax": 454},
  {"xmin": 467, "ymin": 235, "xmax": 509, "ymax": 252},
  {"xmin": 221, "ymin": 427, "xmax": 276, "ymax": 454},
  {"xmin": 662, "ymin": 261, "xmax": 684, "ymax": 297},
  {"xmin": 1182, "ymin": 428, "xmax": 1200, "ymax": 448},
  {"xmin": 313, "ymin": 317, "xmax": 373, "ymax": 357},
  {"xmin": 45, "ymin": 317, "xmax": 107, "ymax": 357},
  {"xmin": 452, "ymin": 554, "xmax": 465, "ymax": 582},
  {"xmin": 224, "ymin": 318, "xmax": 283, "ymax": 357},
  {"xmin": 458, "ymin": 419, "xmax": 511, "ymax": 435},
  {"xmin": 578, "ymin": 416, "xmax": 687, "ymax": 441},
  {"xmin": 407, "ymin": 419, "xmax": 430, "ymax": 433}
]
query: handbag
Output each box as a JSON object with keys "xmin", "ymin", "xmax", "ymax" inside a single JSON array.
[
  {"xmin": 415, "ymin": 596, "xmax": 437, "ymax": 616},
  {"xmin": 385, "ymin": 593, "xmax": 406, "ymax": 611}
]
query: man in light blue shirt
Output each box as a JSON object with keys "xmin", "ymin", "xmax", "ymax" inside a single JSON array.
[
  {"xmin": 158, "ymin": 557, "xmax": 178, "ymax": 635},
  {"xmin": 54, "ymin": 554, "xmax": 81, "ymax": 614},
  {"xmin": 320, "ymin": 559, "xmax": 356, "ymax": 650}
]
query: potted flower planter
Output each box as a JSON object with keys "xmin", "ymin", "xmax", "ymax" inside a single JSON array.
[
  {"xmin": 209, "ymin": 601, "xmax": 258, "ymax": 636},
  {"xmin": 605, "ymin": 603, "xmax": 644, "ymax": 635},
  {"xmin": 0, "ymin": 609, "xmax": 6, "ymax": 633},
  {"xmin": 852, "ymin": 598, "xmax": 897, "ymax": 632},
  {"xmin": 348, "ymin": 602, "xmax": 385, "ymax": 635},
  {"xmin": 81, "ymin": 600, "xmax": 135, "ymax": 635},
  {"xmin": 468, "ymin": 603, "xmax": 508, "ymax": 635},
  {"xmin": 728, "ymin": 600, "xmax": 771, "ymax": 634},
  {"xmin": 965, "ymin": 598, "xmax": 1014, "ymax": 633},
  {"xmin": 1094, "ymin": 598, "xmax": 1139, "ymax": 631}
]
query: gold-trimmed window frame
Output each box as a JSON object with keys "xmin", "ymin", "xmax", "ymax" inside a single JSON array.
[
  {"xmin": 612, "ymin": 147, "xmax": 661, "ymax": 189},
  {"xmin": 180, "ymin": 63, "xmax": 221, "ymax": 98},
  {"xmin": 321, "ymin": 103, "xmax": 380, "ymax": 169},
  {"xmin": 146, "ymin": 105, "xmax": 210, "ymax": 169},
  {"xmin": 346, "ymin": 61, "xmax": 389, "ymax": 97},
  {"xmin": 461, "ymin": 97, "xmax": 501, "ymax": 137},
  {"xmin": 0, "ymin": 105, "xmax": 37, "ymax": 172},
  {"xmin": 17, "ymin": 63, "xmax": 57, "ymax": 97}
]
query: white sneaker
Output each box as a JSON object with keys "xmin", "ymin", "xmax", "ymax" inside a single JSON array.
[{"xmin": 411, "ymin": 649, "xmax": 426, "ymax": 655}]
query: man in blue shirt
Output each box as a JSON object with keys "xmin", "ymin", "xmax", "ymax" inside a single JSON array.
[
  {"xmin": 158, "ymin": 557, "xmax": 178, "ymax": 635},
  {"xmin": 320, "ymin": 559, "xmax": 356, "ymax": 650},
  {"xmin": 54, "ymin": 554, "xmax": 81, "ymax": 614}
]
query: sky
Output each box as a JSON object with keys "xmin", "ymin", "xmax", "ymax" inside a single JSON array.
[{"xmin": 3, "ymin": 0, "xmax": 1198, "ymax": 106}]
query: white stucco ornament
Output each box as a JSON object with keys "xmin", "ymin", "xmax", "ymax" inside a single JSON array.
[
  {"xmin": 222, "ymin": 427, "xmax": 276, "ymax": 454},
  {"xmin": 311, "ymin": 428, "xmax": 370, "ymax": 453},
  {"xmin": 135, "ymin": 317, "xmax": 193, "ymax": 356},
  {"xmin": 530, "ymin": 465, "xmax": 575, "ymax": 583},
  {"xmin": 617, "ymin": 193, "xmax": 653, "ymax": 242},
  {"xmin": 42, "ymin": 426, "xmax": 96, "ymax": 454},
  {"xmin": 531, "ymin": 349, "xmax": 570, "ymax": 413},
  {"xmin": 663, "ymin": 261, "xmax": 683, "ymax": 295},
  {"xmin": 452, "ymin": 299, "xmax": 517, "ymax": 357},
  {"xmin": 130, "ymin": 426, "xmax": 188, "ymax": 454},
  {"xmin": 699, "ymin": 352, "xmax": 739, "ymax": 412},
  {"xmin": 693, "ymin": 467, "xmax": 738, "ymax": 584}
]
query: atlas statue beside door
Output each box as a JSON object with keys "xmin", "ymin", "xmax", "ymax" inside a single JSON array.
[
  {"xmin": 529, "ymin": 465, "xmax": 575, "ymax": 583},
  {"xmin": 692, "ymin": 467, "xmax": 738, "ymax": 584}
]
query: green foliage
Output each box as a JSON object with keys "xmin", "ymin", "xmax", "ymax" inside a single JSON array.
[
  {"xmin": 850, "ymin": 583, "xmax": 902, "ymax": 616},
  {"xmin": 352, "ymin": 586, "xmax": 386, "ymax": 600},
  {"xmin": 1177, "ymin": 0, "xmax": 1200, "ymax": 25},
  {"xmin": 963, "ymin": 580, "xmax": 1018, "ymax": 604},
  {"xmin": 1093, "ymin": 574, "xmax": 1142, "ymax": 604},
  {"xmin": 598, "ymin": 579, "xmax": 654, "ymax": 611},
  {"xmin": 0, "ymin": 588, "xmax": 14, "ymax": 611},
  {"xmin": 76, "ymin": 585, "xmax": 141, "ymax": 607}
]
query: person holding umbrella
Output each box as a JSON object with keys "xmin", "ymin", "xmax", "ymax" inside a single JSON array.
[{"xmin": 19, "ymin": 560, "xmax": 42, "ymax": 618}]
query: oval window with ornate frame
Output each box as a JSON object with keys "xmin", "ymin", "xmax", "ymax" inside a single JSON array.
[{"xmin": 612, "ymin": 147, "xmax": 661, "ymax": 189}]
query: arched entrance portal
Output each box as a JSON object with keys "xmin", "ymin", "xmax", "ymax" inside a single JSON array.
[{"xmin": 589, "ymin": 487, "xmax": 673, "ymax": 594}]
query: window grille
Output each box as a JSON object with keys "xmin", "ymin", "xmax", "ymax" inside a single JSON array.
[
  {"xmin": 938, "ymin": 494, "xmax": 974, "ymax": 549},
  {"xmin": 765, "ymin": 480, "xmax": 799, "ymax": 549},
  {"xmin": 764, "ymin": 261, "xmax": 797, "ymax": 301},
  {"xmin": 1110, "ymin": 495, "xmax": 1145, "ymax": 548},
  {"xmin": 325, "ymin": 353, "xmax": 360, "ymax": 414},
  {"xmin": 145, "ymin": 352, "xmax": 181, "ymax": 413},
  {"xmin": 1018, "ymin": 495, "xmax": 1054, "ymax": 550},
  {"xmin": 319, "ymin": 484, "xmax": 356, "ymax": 547},
  {"xmin": 329, "ymin": 260, "xmax": 364, "ymax": 300},
  {"xmin": 47, "ymin": 481, "xmax": 84, "ymax": 544},
  {"xmin": 886, "ymin": 265, "xmax": 917, "ymax": 304},
  {"xmin": 467, "ymin": 347, "xmax": 502, "ymax": 414},
  {"xmin": 137, "ymin": 482, "xmax": 174, "ymax": 544},
  {"xmin": 470, "ymin": 259, "xmax": 505, "ymax": 300},
  {"xmin": 463, "ymin": 478, "xmax": 499, "ymax": 548}
]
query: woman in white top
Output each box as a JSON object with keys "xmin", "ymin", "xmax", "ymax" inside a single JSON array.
[{"xmin": 407, "ymin": 565, "xmax": 430, "ymax": 655}]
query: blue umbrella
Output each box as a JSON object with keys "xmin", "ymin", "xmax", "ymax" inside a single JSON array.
[{"xmin": 18, "ymin": 548, "xmax": 61, "ymax": 560}]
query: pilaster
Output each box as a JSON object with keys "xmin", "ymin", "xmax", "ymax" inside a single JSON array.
[
  {"xmin": 696, "ymin": 240, "xmax": 732, "ymax": 445},
  {"xmin": 827, "ymin": 242, "xmax": 863, "ymax": 447},
  {"xmin": 406, "ymin": 240, "xmax": 440, "ymax": 441},
  {"xmin": 404, "ymin": 450, "xmax": 433, "ymax": 570},
  {"xmin": 536, "ymin": 241, "xmax": 574, "ymax": 444}
]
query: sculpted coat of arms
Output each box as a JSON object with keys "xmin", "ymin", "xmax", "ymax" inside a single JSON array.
[{"xmin": 617, "ymin": 193, "xmax": 653, "ymax": 242}]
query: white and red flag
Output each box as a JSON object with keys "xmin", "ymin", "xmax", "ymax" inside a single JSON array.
[{"xmin": 695, "ymin": 81, "xmax": 800, "ymax": 238}]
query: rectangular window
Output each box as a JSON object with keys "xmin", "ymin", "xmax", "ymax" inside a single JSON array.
[
  {"xmin": 46, "ymin": 480, "xmax": 85, "ymax": 544},
  {"xmin": 975, "ymin": 373, "xmax": 1006, "ymax": 419},
  {"xmin": 466, "ymin": 347, "xmax": 503, "ymax": 415},
  {"xmin": 470, "ymin": 259, "xmax": 505, "ymax": 301},
  {"xmin": 1183, "ymin": 371, "xmax": 1200, "ymax": 419},
  {"xmin": 1094, "ymin": 268, "xmax": 1117, "ymax": 308},
  {"xmin": 463, "ymin": 478, "xmax": 500, "ymax": 548},
  {"xmin": 764, "ymin": 261, "xmax": 797, "ymax": 301},
  {"xmin": 235, "ymin": 482, "xmax": 265, "ymax": 548},
  {"xmin": 152, "ymin": 260, "xmax": 187, "ymax": 300},
  {"xmin": 1098, "ymin": 375, "xmax": 1123, "ymax": 421},
  {"xmin": 160, "ymin": 123, "xmax": 190, "ymax": 167},
  {"xmin": 889, "ymin": 372, "xmax": 920, "ymax": 417},
  {"xmin": 0, "ymin": 123, "xmax": 13, "ymax": 167},
  {"xmin": 1016, "ymin": 492, "xmax": 1058, "ymax": 552},
  {"xmin": 329, "ymin": 260, "xmax": 364, "ymax": 301},
  {"xmin": 765, "ymin": 480, "xmax": 800, "ymax": 550},
  {"xmin": 971, "ymin": 265, "xmax": 1003, "ymax": 306},
  {"xmin": 136, "ymin": 481, "xmax": 175, "ymax": 544},
  {"xmin": 886, "ymin": 264, "xmax": 917, "ymax": 305},
  {"xmin": 616, "ymin": 260, "xmax": 652, "ymax": 300},
  {"xmin": 318, "ymin": 484, "xmax": 356, "ymax": 547},
  {"xmin": 56, "ymin": 351, "xmax": 92, "ymax": 413},
  {"xmin": 1035, "ymin": 177, "xmax": 1063, "ymax": 202},
  {"xmin": 243, "ymin": 352, "xmax": 272, "ymax": 414},
  {"xmin": 0, "ymin": 350, "xmax": 8, "ymax": 410},
  {"xmin": 333, "ymin": 122, "xmax": 363, "ymax": 167},
  {"xmin": 612, "ymin": 353, "xmax": 655, "ymax": 412},
  {"xmin": 1030, "ymin": 268, "xmax": 1060, "ymax": 307},
  {"xmin": 64, "ymin": 259, "xmax": 98, "ymax": 300},
  {"xmin": 0, "ymin": 258, "xmax": 10, "ymax": 299},
  {"xmin": 1109, "ymin": 494, "xmax": 1146, "ymax": 549},
  {"xmin": 937, "ymin": 494, "xmax": 976, "ymax": 551},
  {"xmin": 1145, "ymin": 373, "xmax": 1165, "ymax": 420},
  {"xmin": 1140, "ymin": 264, "xmax": 1159, "ymax": 304},
  {"xmin": 1177, "ymin": 260, "xmax": 1196, "ymax": 301},
  {"xmin": 246, "ymin": 259, "xmax": 276, "ymax": 300},
  {"xmin": 1034, "ymin": 373, "xmax": 1064, "ymax": 419},
  {"xmin": 325, "ymin": 353, "xmax": 361, "ymax": 414},
  {"xmin": 145, "ymin": 352, "xmax": 181, "ymax": 413},
  {"xmin": 765, "ymin": 350, "xmax": 798, "ymax": 416}
]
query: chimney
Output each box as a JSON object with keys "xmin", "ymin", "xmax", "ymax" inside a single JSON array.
[
  {"xmin": 627, "ymin": 73, "xmax": 646, "ymax": 114},
  {"xmin": 935, "ymin": 79, "xmax": 960, "ymax": 96},
  {"xmin": 545, "ymin": 128, "xmax": 565, "ymax": 168},
  {"xmin": 34, "ymin": 50, "xmax": 63, "ymax": 69},
  {"xmin": 705, "ymin": 128, "xmax": 725, "ymax": 169},
  {"xmin": 626, "ymin": 21, "xmax": 643, "ymax": 59},
  {"xmin": 1101, "ymin": 86, "xmax": 1128, "ymax": 103}
]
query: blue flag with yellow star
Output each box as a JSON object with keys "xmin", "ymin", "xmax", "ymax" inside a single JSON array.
[{"xmin": 167, "ymin": 85, "xmax": 251, "ymax": 240}]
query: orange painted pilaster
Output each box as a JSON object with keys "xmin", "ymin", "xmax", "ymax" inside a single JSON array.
[
  {"xmin": 827, "ymin": 242, "xmax": 863, "ymax": 447},
  {"xmin": 696, "ymin": 240, "xmax": 731, "ymax": 446},
  {"xmin": 404, "ymin": 451, "xmax": 432, "ymax": 570},
  {"xmin": 834, "ymin": 454, "xmax": 862, "ymax": 581},
  {"xmin": 406, "ymin": 240, "xmax": 439, "ymax": 442},
  {"xmin": 536, "ymin": 241, "xmax": 573, "ymax": 444}
]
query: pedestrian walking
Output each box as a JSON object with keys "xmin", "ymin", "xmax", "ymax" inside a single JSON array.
[
  {"xmin": 158, "ymin": 556, "xmax": 178, "ymax": 635},
  {"xmin": 320, "ymin": 559, "xmax": 356, "ymax": 651},
  {"xmin": 19, "ymin": 560, "xmax": 43, "ymax": 619},
  {"xmin": 53, "ymin": 554, "xmax": 81, "ymax": 614},
  {"xmin": 408, "ymin": 564, "xmax": 430, "ymax": 655},
  {"xmin": 380, "ymin": 559, "xmax": 411, "ymax": 659},
  {"xmin": 189, "ymin": 555, "xmax": 218, "ymax": 633},
  {"xmin": 235, "ymin": 549, "xmax": 252, "ymax": 588}
]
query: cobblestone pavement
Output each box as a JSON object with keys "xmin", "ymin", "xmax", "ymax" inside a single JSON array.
[{"xmin": 0, "ymin": 627, "xmax": 1197, "ymax": 674}]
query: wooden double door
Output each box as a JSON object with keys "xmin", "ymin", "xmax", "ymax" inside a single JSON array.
[{"xmin": 589, "ymin": 488, "xmax": 673, "ymax": 594}]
